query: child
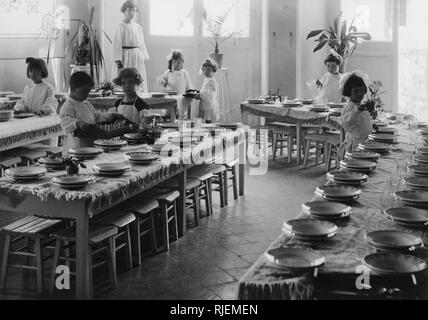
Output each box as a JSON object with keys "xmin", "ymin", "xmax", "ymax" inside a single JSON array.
[
  {"xmin": 161, "ymin": 50, "xmax": 193, "ymax": 95},
  {"xmin": 195, "ymin": 58, "xmax": 219, "ymax": 123},
  {"xmin": 111, "ymin": 67, "xmax": 152, "ymax": 129},
  {"xmin": 60, "ymin": 72, "xmax": 133, "ymax": 154},
  {"xmin": 340, "ymin": 71, "xmax": 374, "ymax": 152},
  {"xmin": 315, "ymin": 54, "xmax": 343, "ymax": 104},
  {"xmin": 14, "ymin": 57, "xmax": 58, "ymax": 115}
]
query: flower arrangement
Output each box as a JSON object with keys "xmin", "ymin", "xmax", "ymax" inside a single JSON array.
[
  {"xmin": 63, "ymin": 157, "xmax": 87, "ymax": 175},
  {"xmin": 95, "ymin": 82, "xmax": 115, "ymax": 97},
  {"xmin": 363, "ymin": 80, "xmax": 386, "ymax": 119}
]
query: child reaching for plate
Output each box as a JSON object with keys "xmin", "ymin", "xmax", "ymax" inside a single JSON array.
[
  {"xmin": 60, "ymin": 72, "xmax": 135, "ymax": 154},
  {"xmin": 14, "ymin": 57, "xmax": 58, "ymax": 116},
  {"xmin": 110, "ymin": 67, "xmax": 153, "ymax": 129},
  {"xmin": 161, "ymin": 50, "xmax": 193, "ymax": 95},
  {"xmin": 315, "ymin": 53, "xmax": 343, "ymax": 104},
  {"xmin": 340, "ymin": 71, "xmax": 375, "ymax": 152},
  {"xmin": 194, "ymin": 58, "xmax": 219, "ymax": 123}
]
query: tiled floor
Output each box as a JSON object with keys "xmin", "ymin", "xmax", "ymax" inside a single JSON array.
[{"xmin": 0, "ymin": 157, "xmax": 327, "ymax": 300}]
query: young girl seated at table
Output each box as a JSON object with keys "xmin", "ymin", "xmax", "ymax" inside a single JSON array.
[
  {"xmin": 194, "ymin": 58, "xmax": 219, "ymax": 123},
  {"xmin": 315, "ymin": 53, "xmax": 343, "ymax": 104},
  {"xmin": 340, "ymin": 71, "xmax": 374, "ymax": 152},
  {"xmin": 14, "ymin": 57, "xmax": 58, "ymax": 116},
  {"xmin": 110, "ymin": 67, "xmax": 152, "ymax": 129},
  {"xmin": 60, "ymin": 72, "xmax": 133, "ymax": 154}
]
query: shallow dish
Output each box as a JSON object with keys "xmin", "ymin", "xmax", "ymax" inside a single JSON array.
[
  {"xmin": 395, "ymin": 190, "xmax": 428, "ymax": 204},
  {"xmin": 359, "ymin": 142, "xmax": 391, "ymax": 153},
  {"xmin": 365, "ymin": 230, "xmax": 423, "ymax": 251},
  {"xmin": 150, "ymin": 92, "xmax": 168, "ymax": 98},
  {"xmin": 264, "ymin": 248, "xmax": 325, "ymax": 271},
  {"xmin": 69, "ymin": 148, "xmax": 103, "ymax": 157},
  {"xmin": 363, "ymin": 253, "xmax": 427, "ymax": 275},
  {"xmin": 405, "ymin": 176, "xmax": 428, "ymax": 190},
  {"xmin": 384, "ymin": 207, "xmax": 428, "ymax": 225},
  {"xmin": 52, "ymin": 174, "xmax": 95, "ymax": 186},
  {"xmin": 124, "ymin": 152, "xmax": 159, "ymax": 163},
  {"xmin": 327, "ymin": 102, "xmax": 346, "ymax": 108},
  {"xmin": 316, "ymin": 185, "xmax": 361, "ymax": 198},
  {"xmin": 340, "ymin": 159, "xmax": 377, "ymax": 171},
  {"xmin": 14, "ymin": 113, "xmax": 36, "ymax": 119},
  {"xmin": 164, "ymin": 90, "xmax": 179, "ymax": 96},
  {"xmin": 94, "ymin": 163, "xmax": 131, "ymax": 172},
  {"xmin": 327, "ymin": 170, "xmax": 368, "ymax": 183},
  {"xmin": 302, "ymin": 201, "xmax": 351, "ymax": 216},
  {"xmin": 413, "ymin": 155, "xmax": 428, "ymax": 165},
  {"xmin": 369, "ymin": 134, "xmax": 397, "ymax": 143},
  {"xmin": 247, "ymin": 99, "xmax": 265, "ymax": 104},
  {"xmin": 417, "ymin": 147, "xmax": 428, "ymax": 155},
  {"xmin": 284, "ymin": 219, "xmax": 338, "ymax": 238},
  {"xmin": 408, "ymin": 164, "xmax": 428, "ymax": 175},
  {"xmin": 376, "ymin": 127, "xmax": 398, "ymax": 135}
]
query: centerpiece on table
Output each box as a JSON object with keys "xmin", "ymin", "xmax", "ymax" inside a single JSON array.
[
  {"xmin": 95, "ymin": 82, "xmax": 115, "ymax": 97},
  {"xmin": 363, "ymin": 80, "xmax": 386, "ymax": 120}
]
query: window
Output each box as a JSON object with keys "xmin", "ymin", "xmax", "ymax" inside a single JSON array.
[
  {"xmin": 149, "ymin": 0, "xmax": 194, "ymax": 36},
  {"xmin": 202, "ymin": 0, "xmax": 250, "ymax": 38},
  {"xmin": 341, "ymin": 0, "xmax": 393, "ymax": 41},
  {"xmin": 0, "ymin": 0, "xmax": 56, "ymax": 37}
]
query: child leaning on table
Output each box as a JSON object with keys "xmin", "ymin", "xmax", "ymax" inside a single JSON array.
[
  {"xmin": 60, "ymin": 72, "xmax": 134, "ymax": 154},
  {"xmin": 14, "ymin": 57, "xmax": 58, "ymax": 116},
  {"xmin": 340, "ymin": 71, "xmax": 375, "ymax": 153},
  {"xmin": 109, "ymin": 67, "xmax": 152, "ymax": 129}
]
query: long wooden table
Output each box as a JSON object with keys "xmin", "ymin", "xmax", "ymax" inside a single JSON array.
[
  {"xmin": 0, "ymin": 116, "xmax": 64, "ymax": 153},
  {"xmin": 0, "ymin": 127, "xmax": 247, "ymax": 299},
  {"xmin": 237, "ymin": 126, "xmax": 428, "ymax": 300},
  {"xmin": 241, "ymin": 102, "xmax": 343, "ymax": 165}
]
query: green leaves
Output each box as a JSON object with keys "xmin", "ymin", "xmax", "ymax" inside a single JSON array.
[{"xmin": 307, "ymin": 30, "xmax": 324, "ymax": 39}]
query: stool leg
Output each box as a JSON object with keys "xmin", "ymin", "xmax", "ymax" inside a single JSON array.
[
  {"xmin": 207, "ymin": 178, "xmax": 213, "ymax": 216},
  {"xmin": 304, "ymin": 140, "xmax": 310, "ymax": 168},
  {"xmin": 0, "ymin": 234, "xmax": 11, "ymax": 289},
  {"xmin": 172, "ymin": 201, "xmax": 179, "ymax": 241},
  {"xmin": 232, "ymin": 166, "xmax": 239, "ymax": 200},
  {"xmin": 150, "ymin": 213, "xmax": 158, "ymax": 254},
  {"xmin": 49, "ymin": 240, "xmax": 62, "ymax": 294},
  {"xmin": 288, "ymin": 136, "xmax": 293, "ymax": 164},
  {"xmin": 160, "ymin": 202, "xmax": 170, "ymax": 252},
  {"xmin": 108, "ymin": 238, "xmax": 118, "ymax": 289},
  {"xmin": 204, "ymin": 182, "xmax": 212, "ymax": 217},
  {"xmin": 273, "ymin": 134, "xmax": 278, "ymax": 160},
  {"xmin": 35, "ymin": 239, "xmax": 43, "ymax": 294},
  {"xmin": 193, "ymin": 187, "xmax": 200, "ymax": 226},
  {"xmin": 223, "ymin": 171, "xmax": 229, "ymax": 206},
  {"xmin": 125, "ymin": 226, "xmax": 133, "ymax": 269},
  {"xmin": 218, "ymin": 173, "xmax": 225, "ymax": 208},
  {"xmin": 88, "ymin": 246, "xmax": 94, "ymax": 297},
  {"xmin": 132, "ymin": 218, "xmax": 142, "ymax": 266},
  {"xmin": 324, "ymin": 143, "xmax": 329, "ymax": 165},
  {"xmin": 280, "ymin": 135, "xmax": 284, "ymax": 156}
]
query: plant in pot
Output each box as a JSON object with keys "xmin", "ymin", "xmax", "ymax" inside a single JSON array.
[
  {"xmin": 307, "ymin": 12, "xmax": 372, "ymax": 72},
  {"xmin": 202, "ymin": 7, "xmax": 242, "ymax": 69}
]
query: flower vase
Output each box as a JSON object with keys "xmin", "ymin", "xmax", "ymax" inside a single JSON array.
[
  {"xmin": 66, "ymin": 164, "xmax": 79, "ymax": 176},
  {"xmin": 209, "ymin": 53, "xmax": 224, "ymax": 69}
]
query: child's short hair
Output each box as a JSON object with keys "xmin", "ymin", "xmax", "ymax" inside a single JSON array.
[
  {"xmin": 168, "ymin": 51, "xmax": 185, "ymax": 71},
  {"xmin": 26, "ymin": 57, "xmax": 48, "ymax": 79},
  {"xmin": 201, "ymin": 58, "xmax": 218, "ymax": 73},
  {"xmin": 69, "ymin": 72, "xmax": 95, "ymax": 91},
  {"xmin": 324, "ymin": 54, "xmax": 343, "ymax": 66},
  {"xmin": 113, "ymin": 68, "xmax": 143, "ymax": 86},
  {"xmin": 121, "ymin": 0, "xmax": 138, "ymax": 13},
  {"xmin": 342, "ymin": 74, "xmax": 368, "ymax": 97}
]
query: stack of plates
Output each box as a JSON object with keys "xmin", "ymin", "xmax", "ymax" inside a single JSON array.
[
  {"xmin": 124, "ymin": 152, "xmax": 159, "ymax": 165},
  {"xmin": 384, "ymin": 207, "xmax": 428, "ymax": 227},
  {"xmin": 405, "ymin": 176, "xmax": 428, "ymax": 190},
  {"xmin": 164, "ymin": 90, "xmax": 179, "ymax": 96},
  {"xmin": 416, "ymin": 147, "xmax": 428, "ymax": 155},
  {"xmin": 281, "ymin": 101, "xmax": 302, "ymax": 108},
  {"xmin": 247, "ymin": 98, "xmax": 265, "ymax": 104},
  {"xmin": 340, "ymin": 159, "xmax": 377, "ymax": 174},
  {"xmin": 375, "ymin": 122, "xmax": 388, "ymax": 128},
  {"xmin": 302, "ymin": 201, "xmax": 351, "ymax": 220},
  {"xmin": 6, "ymin": 94, "xmax": 22, "ymax": 101},
  {"xmin": 69, "ymin": 148, "xmax": 103, "ymax": 160},
  {"xmin": 329, "ymin": 108, "xmax": 343, "ymax": 116},
  {"xmin": 376, "ymin": 127, "xmax": 398, "ymax": 135},
  {"xmin": 309, "ymin": 105, "xmax": 330, "ymax": 113},
  {"xmin": 413, "ymin": 154, "xmax": 428, "ymax": 165},
  {"xmin": 94, "ymin": 139, "xmax": 127, "ymax": 152},
  {"xmin": 38, "ymin": 157, "xmax": 65, "ymax": 170},
  {"xmin": 363, "ymin": 253, "xmax": 427, "ymax": 275},
  {"xmin": 283, "ymin": 219, "xmax": 338, "ymax": 241},
  {"xmin": 359, "ymin": 142, "xmax": 391, "ymax": 154},
  {"xmin": 158, "ymin": 123, "xmax": 179, "ymax": 130},
  {"xmin": 264, "ymin": 248, "xmax": 325, "ymax": 271},
  {"xmin": 0, "ymin": 110, "xmax": 13, "ymax": 122},
  {"xmin": 327, "ymin": 102, "xmax": 346, "ymax": 109},
  {"xmin": 345, "ymin": 151, "xmax": 380, "ymax": 162},
  {"xmin": 52, "ymin": 175, "xmax": 95, "ymax": 190},
  {"xmin": 5, "ymin": 167, "xmax": 47, "ymax": 182},
  {"xmin": 395, "ymin": 190, "xmax": 428, "ymax": 208},
  {"xmin": 327, "ymin": 170, "xmax": 368, "ymax": 186},
  {"xmin": 150, "ymin": 144, "xmax": 180, "ymax": 157},
  {"xmin": 369, "ymin": 133, "xmax": 398, "ymax": 144},
  {"xmin": 365, "ymin": 230, "xmax": 423, "ymax": 252},
  {"xmin": 93, "ymin": 163, "xmax": 131, "ymax": 177},
  {"xmin": 217, "ymin": 123, "xmax": 242, "ymax": 130},
  {"xmin": 123, "ymin": 133, "xmax": 147, "ymax": 144},
  {"xmin": 408, "ymin": 164, "xmax": 428, "ymax": 176},
  {"xmin": 14, "ymin": 113, "xmax": 36, "ymax": 119},
  {"xmin": 301, "ymin": 99, "xmax": 314, "ymax": 105},
  {"xmin": 150, "ymin": 92, "xmax": 167, "ymax": 98},
  {"xmin": 170, "ymin": 136, "xmax": 199, "ymax": 148},
  {"xmin": 316, "ymin": 185, "xmax": 361, "ymax": 203}
]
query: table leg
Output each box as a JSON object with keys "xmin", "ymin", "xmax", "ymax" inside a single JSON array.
[
  {"xmin": 296, "ymin": 125, "xmax": 302, "ymax": 166},
  {"xmin": 177, "ymin": 169, "xmax": 187, "ymax": 237},
  {"xmin": 75, "ymin": 214, "xmax": 90, "ymax": 300},
  {"xmin": 170, "ymin": 104, "xmax": 177, "ymax": 123},
  {"xmin": 239, "ymin": 141, "xmax": 246, "ymax": 196}
]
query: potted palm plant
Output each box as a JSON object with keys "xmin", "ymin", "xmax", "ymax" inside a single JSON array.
[
  {"xmin": 307, "ymin": 12, "xmax": 372, "ymax": 72},
  {"xmin": 202, "ymin": 7, "xmax": 242, "ymax": 69}
]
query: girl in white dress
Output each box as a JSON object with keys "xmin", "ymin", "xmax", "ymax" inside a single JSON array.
[
  {"xmin": 14, "ymin": 57, "xmax": 58, "ymax": 116},
  {"xmin": 340, "ymin": 71, "xmax": 374, "ymax": 152},
  {"xmin": 195, "ymin": 59, "xmax": 220, "ymax": 123},
  {"xmin": 316, "ymin": 54, "xmax": 343, "ymax": 104},
  {"xmin": 112, "ymin": 0, "xmax": 150, "ymax": 93}
]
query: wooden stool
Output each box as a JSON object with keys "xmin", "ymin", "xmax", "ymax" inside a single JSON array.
[
  {"xmin": 0, "ymin": 216, "xmax": 64, "ymax": 293},
  {"xmin": 158, "ymin": 178, "xmax": 201, "ymax": 227},
  {"xmin": 19, "ymin": 150, "xmax": 47, "ymax": 166},
  {"xmin": 49, "ymin": 225, "xmax": 119, "ymax": 296},
  {"xmin": 0, "ymin": 157, "xmax": 22, "ymax": 177},
  {"xmin": 327, "ymin": 137, "xmax": 346, "ymax": 171},
  {"xmin": 225, "ymin": 159, "xmax": 239, "ymax": 203},
  {"xmin": 93, "ymin": 211, "xmax": 136, "ymax": 270},
  {"xmin": 303, "ymin": 133, "xmax": 332, "ymax": 168},
  {"xmin": 204, "ymin": 164, "xmax": 227, "ymax": 208},
  {"xmin": 188, "ymin": 166, "xmax": 214, "ymax": 218},
  {"xmin": 266, "ymin": 122, "xmax": 297, "ymax": 162}
]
